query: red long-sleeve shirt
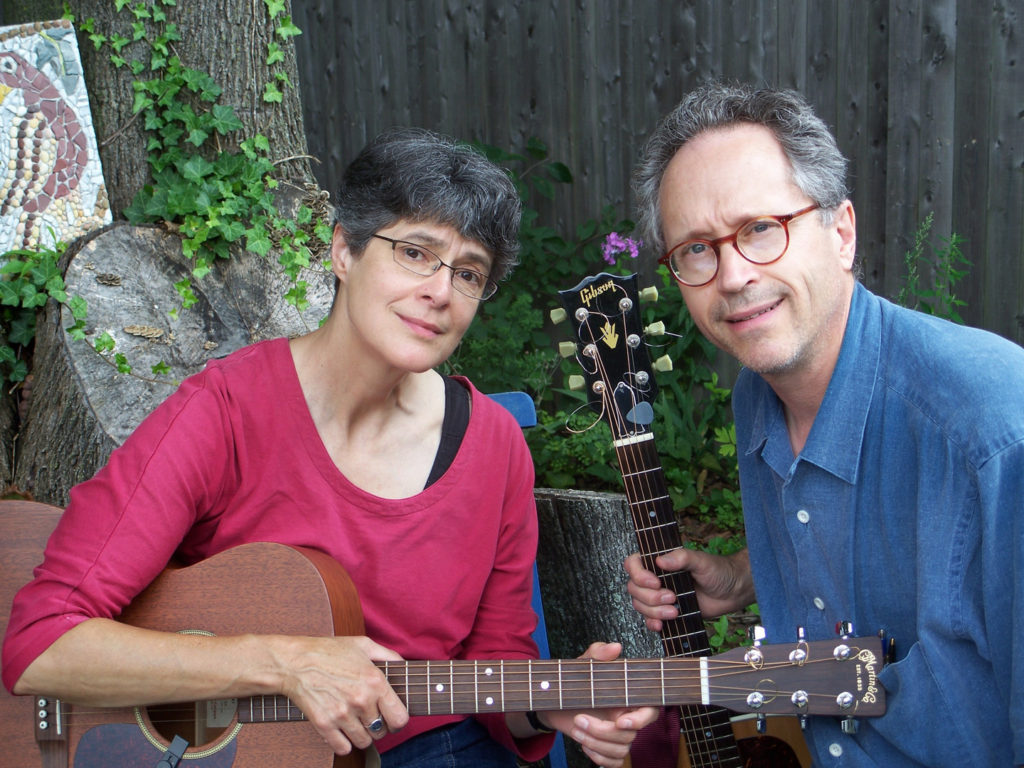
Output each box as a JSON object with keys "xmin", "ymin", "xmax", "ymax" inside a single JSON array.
[{"xmin": 3, "ymin": 338, "xmax": 549, "ymax": 758}]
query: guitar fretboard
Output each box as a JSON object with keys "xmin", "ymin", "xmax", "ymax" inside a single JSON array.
[{"xmin": 613, "ymin": 431, "xmax": 743, "ymax": 765}]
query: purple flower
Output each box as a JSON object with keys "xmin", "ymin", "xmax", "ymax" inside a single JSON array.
[{"xmin": 601, "ymin": 232, "xmax": 643, "ymax": 265}]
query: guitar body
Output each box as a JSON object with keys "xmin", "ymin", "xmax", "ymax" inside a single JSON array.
[{"xmin": 0, "ymin": 500, "xmax": 363, "ymax": 768}]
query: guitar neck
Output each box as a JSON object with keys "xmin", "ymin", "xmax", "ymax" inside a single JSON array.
[
  {"xmin": 613, "ymin": 432, "xmax": 712, "ymax": 659},
  {"xmin": 243, "ymin": 644, "xmax": 885, "ymax": 721},
  {"xmin": 244, "ymin": 658, "xmax": 704, "ymax": 722}
]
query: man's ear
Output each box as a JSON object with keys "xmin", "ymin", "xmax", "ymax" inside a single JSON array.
[{"xmin": 834, "ymin": 199, "xmax": 857, "ymax": 270}]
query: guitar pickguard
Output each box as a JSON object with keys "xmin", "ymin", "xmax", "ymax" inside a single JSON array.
[{"xmin": 73, "ymin": 723, "xmax": 238, "ymax": 767}]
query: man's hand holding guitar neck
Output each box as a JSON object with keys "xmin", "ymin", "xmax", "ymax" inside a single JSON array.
[{"xmin": 624, "ymin": 547, "xmax": 756, "ymax": 631}]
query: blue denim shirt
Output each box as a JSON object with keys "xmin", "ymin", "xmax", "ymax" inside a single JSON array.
[{"xmin": 735, "ymin": 283, "xmax": 1024, "ymax": 766}]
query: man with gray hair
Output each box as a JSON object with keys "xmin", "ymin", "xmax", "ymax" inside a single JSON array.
[{"xmin": 625, "ymin": 82, "xmax": 1024, "ymax": 766}]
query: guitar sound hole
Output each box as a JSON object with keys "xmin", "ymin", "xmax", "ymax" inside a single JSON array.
[{"xmin": 148, "ymin": 700, "xmax": 233, "ymax": 747}]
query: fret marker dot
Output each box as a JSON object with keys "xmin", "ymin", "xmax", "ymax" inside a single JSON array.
[
  {"xmin": 485, "ymin": 696, "xmax": 494, "ymax": 706},
  {"xmin": 435, "ymin": 684, "xmax": 445, "ymax": 693},
  {"xmin": 540, "ymin": 681, "xmax": 550, "ymax": 690},
  {"xmin": 485, "ymin": 667, "xmax": 494, "ymax": 676}
]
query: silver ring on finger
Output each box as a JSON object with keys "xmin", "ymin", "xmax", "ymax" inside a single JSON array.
[{"xmin": 366, "ymin": 716, "xmax": 385, "ymax": 734}]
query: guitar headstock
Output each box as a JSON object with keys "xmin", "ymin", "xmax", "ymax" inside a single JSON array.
[
  {"xmin": 710, "ymin": 636, "xmax": 887, "ymax": 717},
  {"xmin": 556, "ymin": 272, "xmax": 668, "ymax": 441}
]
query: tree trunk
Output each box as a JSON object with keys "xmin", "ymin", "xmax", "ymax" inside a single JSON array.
[
  {"xmin": 1, "ymin": 0, "xmax": 321, "ymax": 498},
  {"xmin": 13, "ymin": 186, "xmax": 333, "ymax": 506},
  {"xmin": 2, "ymin": 0, "xmax": 315, "ymax": 216}
]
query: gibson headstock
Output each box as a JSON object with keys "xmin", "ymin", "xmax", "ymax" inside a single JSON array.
[{"xmin": 555, "ymin": 272, "xmax": 670, "ymax": 441}]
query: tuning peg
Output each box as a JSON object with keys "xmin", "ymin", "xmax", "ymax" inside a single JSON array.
[
  {"xmin": 567, "ymin": 375, "xmax": 585, "ymax": 391},
  {"xmin": 755, "ymin": 713, "xmax": 767, "ymax": 734},
  {"xmin": 833, "ymin": 620, "xmax": 854, "ymax": 660},
  {"xmin": 841, "ymin": 716, "xmax": 859, "ymax": 735},
  {"xmin": 639, "ymin": 286, "xmax": 659, "ymax": 303},
  {"xmin": 558, "ymin": 341, "xmax": 576, "ymax": 358},
  {"xmin": 789, "ymin": 626, "xmax": 808, "ymax": 665},
  {"xmin": 550, "ymin": 307, "xmax": 568, "ymax": 324},
  {"xmin": 653, "ymin": 354, "xmax": 673, "ymax": 373},
  {"xmin": 644, "ymin": 321, "xmax": 666, "ymax": 337},
  {"xmin": 744, "ymin": 625, "xmax": 765, "ymax": 666}
]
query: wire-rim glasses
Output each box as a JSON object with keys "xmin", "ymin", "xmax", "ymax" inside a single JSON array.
[
  {"xmin": 372, "ymin": 234, "xmax": 498, "ymax": 301},
  {"xmin": 658, "ymin": 204, "xmax": 820, "ymax": 287}
]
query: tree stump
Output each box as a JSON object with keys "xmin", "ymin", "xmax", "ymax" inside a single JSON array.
[
  {"xmin": 534, "ymin": 488, "xmax": 662, "ymax": 768},
  {"xmin": 14, "ymin": 196, "xmax": 333, "ymax": 506}
]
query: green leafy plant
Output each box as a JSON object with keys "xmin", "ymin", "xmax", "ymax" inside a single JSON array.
[
  {"xmin": 74, "ymin": 0, "xmax": 331, "ymax": 362},
  {"xmin": 896, "ymin": 211, "xmax": 970, "ymax": 323},
  {"xmin": 0, "ymin": 239, "xmax": 175, "ymax": 385},
  {"xmin": 0, "ymin": 241, "xmax": 81, "ymax": 386}
]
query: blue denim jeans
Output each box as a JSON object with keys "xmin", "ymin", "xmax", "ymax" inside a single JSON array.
[{"xmin": 380, "ymin": 719, "xmax": 516, "ymax": 768}]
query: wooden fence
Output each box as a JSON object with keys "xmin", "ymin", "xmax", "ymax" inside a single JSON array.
[{"xmin": 291, "ymin": 0, "xmax": 1023, "ymax": 344}]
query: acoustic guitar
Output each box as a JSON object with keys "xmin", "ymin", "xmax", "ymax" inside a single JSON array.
[
  {"xmin": 1, "ymin": 500, "xmax": 883, "ymax": 767},
  {"xmin": 557, "ymin": 272, "xmax": 809, "ymax": 767}
]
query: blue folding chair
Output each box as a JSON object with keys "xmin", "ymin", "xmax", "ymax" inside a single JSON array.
[{"xmin": 488, "ymin": 392, "xmax": 568, "ymax": 768}]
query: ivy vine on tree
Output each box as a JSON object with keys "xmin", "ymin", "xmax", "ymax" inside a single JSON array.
[{"xmin": 0, "ymin": 0, "xmax": 332, "ymax": 387}]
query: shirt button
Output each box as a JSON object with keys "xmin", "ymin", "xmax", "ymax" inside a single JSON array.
[
  {"xmin": 813, "ymin": 597, "xmax": 826, "ymax": 611},
  {"xmin": 796, "ymin": 509, "xmax": 810, "ymax": 524},
  {"xmin": 829, "ymin": 742, "xmax": 843, "ymax": 757}
]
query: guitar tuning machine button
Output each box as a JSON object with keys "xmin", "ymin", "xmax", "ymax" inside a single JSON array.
[
  {"xmin": 790, "ymin": 626, "xmax": 809, "ymax": 665},
  {"xmin": 836, "ymin": 691, "xmax": 855, "ymax": 710},
  {"xmin": 558, "ymin": 341, "xmax": 576, "ymax": 358},
  {"xmin": 550, "ymin": 307, "xmax": 568, "ymax": 325},
  {"xmin": 639, "ymin": 286, "xmax": 659, "ymax": 303},
  {"xmin": 834, "ymin": 620, "xmax": 854, "ymax": 660},
  {"xmin": 841, "ymin": 716, "xmax": 860, "ymax": 735},
  {"xmin": 744, "ymin": 625, "xmax": 765, "ymax": 667},
  {"xmin": 644, "ymin": 321, "xmax": 666, "ymax": 337},
  {"xmin": 653, "ymin": 354, "xmax": 673, "ymax": 373},
  {"xmin": 567, "ymin": 375, "xmax": 586, "ymax": 391}
]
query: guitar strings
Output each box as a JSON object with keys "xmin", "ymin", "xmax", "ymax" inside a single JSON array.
[
  {"xmin": 45, "ymin": 653, "xmax": 856, "ymax": 734},
  {"xmin": 578, "ymin": 291, "xmax": 727, "ymax": 765}
]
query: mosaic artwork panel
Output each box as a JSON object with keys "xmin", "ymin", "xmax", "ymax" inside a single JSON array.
[{"xmin": 0, "ymin": 19, "xmax": 111, "ymax": 255}]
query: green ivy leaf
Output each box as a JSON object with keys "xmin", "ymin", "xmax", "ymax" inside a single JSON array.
[
  {"xmin": 275, "ymin": 16, "xmax": 302, "ymax": 39},
  {"xmin": 68, "ymin": 295, "xmax": 88, "ymax": 320},
  {"xmin": 151, "ymin": 361, "xmax": 172, "ymax": 375},
  {"xmin": 180, "ymin": 154, "xmax": 214, "ymax": 183},
  {"xmin": 266, "ymin": 42, "xmax": 285, "ymax": 66},
  {"xmin": 284, "ymin": 281, "xmax": 309, "ymax": 310},
  {"xmin": 264, "ymin": 0, "xmax": 286, "ymax": 18},
  {"xmin": 0, "ymin": 282, "xmax": 20, "ymax": 306},
  {"xmin": 94, "ymin": 332, "xmax": 116, "ymax": 354},
  {"xmin": 262, "ymin": 82, "xmax": 283, "ymax": 103},
  {"xmin": 209, "ymin": 104, "xmax": 243, "ymax": 134}
]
